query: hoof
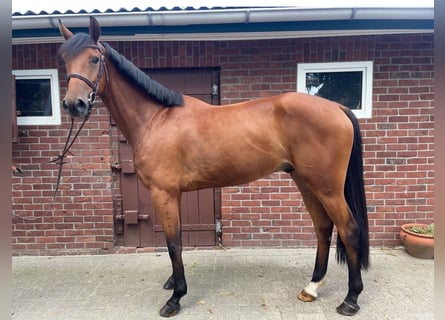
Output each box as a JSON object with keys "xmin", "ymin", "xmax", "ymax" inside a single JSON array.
[
  {"xmin": 336, "ymin": 301, "xmax": 360, "ymax": 316},
  {"xmin": 297, "ymin": 290, "xmax": 316, "ymax": 302},
  {"xmin": 163, "ymin": 277, "xmax": 175, "ymax": 290},
  {"xmin": 159, "ymin": 302, "xmax": 180, "ymax": 317}
]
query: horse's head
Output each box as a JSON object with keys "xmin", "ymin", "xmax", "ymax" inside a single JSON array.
[{"xmin": 58, "ymin": 17, "xmax": 107, "ymax": 119}]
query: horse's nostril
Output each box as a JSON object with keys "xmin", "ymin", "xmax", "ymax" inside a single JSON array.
[
  {"xmin": 62, "ymin": 98, "xmax": 88, "ymax": 118},
  {"xmin": 62, "ymin": 100, "xmax": 69, "ymax": 111},
  {"xmin": 75, "ymin": 99, "xmax": 87, "ymax": 110}
]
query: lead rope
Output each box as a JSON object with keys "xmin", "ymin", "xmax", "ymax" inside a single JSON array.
[{"xmin": 48, "ymin": 116, "xmax": 89, "ymax": 201}]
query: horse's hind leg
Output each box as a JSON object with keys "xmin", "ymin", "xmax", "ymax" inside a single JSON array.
[
  {"xmin": 150, "ymin": 188, "xmax": 187, "ymax": 317},
  {"xmin": 317, "ymin": 193, "xmax": 364, "ymax": 316},
  {"xmin": 293, "ymin": 177, "xmax": 334, "ymax": 303},
  {"xmin": 296, "ymin": 177, "xmax": 363, "ymax": 315}
]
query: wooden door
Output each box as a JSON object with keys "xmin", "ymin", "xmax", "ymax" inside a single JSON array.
[{"xmin": 115, "ymin": 68, "xmax": 221, "ymax": 247}]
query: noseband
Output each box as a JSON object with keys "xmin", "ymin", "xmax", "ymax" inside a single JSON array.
[{"xmin": 66, "ymin": 44, "xmax": 108, "ymax": 111}]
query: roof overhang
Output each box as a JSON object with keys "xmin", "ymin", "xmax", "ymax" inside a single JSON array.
[{"xmin": 12, "ymin": 7, "xmax": 434, "ymax": 45}]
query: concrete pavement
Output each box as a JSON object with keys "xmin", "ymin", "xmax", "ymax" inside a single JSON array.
[{"xmin": 12, "ymin": 248, "xmax": 434, "ymax": 320}]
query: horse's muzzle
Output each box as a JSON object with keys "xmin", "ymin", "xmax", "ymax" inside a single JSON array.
[{"xmin": 62, "ymin": 99, "xmax": 89, "ymax": 119}]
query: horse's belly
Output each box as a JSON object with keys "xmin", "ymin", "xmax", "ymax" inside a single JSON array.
[{"xmin": 181, "ymin": 152, "xmax": 283, "ymax": 191}]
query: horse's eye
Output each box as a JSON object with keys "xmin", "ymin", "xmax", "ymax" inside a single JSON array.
[{"xmin": 91, "ymin": 56, "xmax": 100, "ymax": 64}]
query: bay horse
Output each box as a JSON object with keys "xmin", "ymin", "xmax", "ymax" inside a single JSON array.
[{"xmin": 58, "ymin": 17, "xmax": 369, "ymax": 317}]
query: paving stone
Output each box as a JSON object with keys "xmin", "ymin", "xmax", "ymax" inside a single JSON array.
[{"xmin": 12, "ymin": 248, "xmax": 434, "ymax": 319}]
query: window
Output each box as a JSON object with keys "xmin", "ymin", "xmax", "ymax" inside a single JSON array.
[
  {"xmin": 297, "ymin": 61, "xmax": 373, "ymax": 118},
  {"xmin": 12, "ymin": 69, "xmax": 61, "ymax": 125}
]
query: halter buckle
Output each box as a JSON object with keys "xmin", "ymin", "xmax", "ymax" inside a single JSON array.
[{"xmin": 88, "ymin": 91, "xmax": 97, "ymax": 106}]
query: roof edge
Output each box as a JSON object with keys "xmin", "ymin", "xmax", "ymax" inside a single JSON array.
[
  {"xmin": 12, "ymin": 7, "xmax": 434, "ymax": 43},
  {"xmin": 13, "ymin": 7, "xmax": 434, "ymax": 29}
]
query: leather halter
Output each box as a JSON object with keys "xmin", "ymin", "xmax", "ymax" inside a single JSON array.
[{"xmin": 66, "ymin": 44, "xmax": 108, "ymax": 111}]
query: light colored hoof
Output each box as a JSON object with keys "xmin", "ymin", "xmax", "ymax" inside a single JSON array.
[{"xmin": 297, "ymin": 289, "xmax": 317, "ymax": 302}]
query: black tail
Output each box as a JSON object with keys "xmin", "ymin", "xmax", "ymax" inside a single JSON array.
[{"xmin": 336, "ymin": 108, "xmax": 370, "ymax": 270}]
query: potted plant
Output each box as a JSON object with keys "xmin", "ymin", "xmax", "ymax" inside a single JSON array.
[{"xmin": 400, "ymin": 223, "xmax": 434, "ymax": 259}]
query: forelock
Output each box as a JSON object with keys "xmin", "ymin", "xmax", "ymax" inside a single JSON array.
[{"xmin": 58, "ymin": 33, "xmax": 96, "ymax": 58}]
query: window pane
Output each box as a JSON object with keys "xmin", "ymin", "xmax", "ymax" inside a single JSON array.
[
  {"xmin": 16, "ymin": 79, "xmax": 53, "ymax": 117},
  {"xmin": 305, "ymin": 71, "xmax": 362, "ymax": 110}
]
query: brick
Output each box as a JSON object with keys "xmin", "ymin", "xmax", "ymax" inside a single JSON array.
[
  {"xmin": 38, "ymin": 236, "xmax": 56, "ymax": 243},
  {"xmin": 13, "ymin": 33, "xmax": 434, "ymax": 253}
]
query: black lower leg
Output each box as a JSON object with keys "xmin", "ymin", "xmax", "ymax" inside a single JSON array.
[
  {"xmin": 337, "ymin": 246, "xmax": 363, "ymax": 316},
  {"xmin": 298, "ymin": 224, "xmax": 333, "ymax": 303},
  {"xmin": 338, "ymin": 274, "xmax": 362, "ymax": 315},
  {"xmin": 311, "ymin": 229, "xmax": 332, "ymax": 283},
  {"xmin": 159, "ymin": 240, "xmax": 188, "ymax": 318}
]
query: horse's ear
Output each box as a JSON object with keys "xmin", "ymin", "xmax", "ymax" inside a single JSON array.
[
  {"xmin": 89, "ymin": 16, "xmax": 101, "ymax": 44},
  {"xmin": 58, "ymin": 19, "xmax": 73, "ymax": 40}
]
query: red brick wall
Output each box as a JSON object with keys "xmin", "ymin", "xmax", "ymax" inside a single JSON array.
[
  {"xmin": 217, "ymin": 35, "xmax": 434, "ymax": 247},
  {"xmin": 12, "ymin": 33, "xmax": 434, "ymax": 254},
  {"xmin": 12, "ymin": 44, "xmax": 114, "ymax": 255}
]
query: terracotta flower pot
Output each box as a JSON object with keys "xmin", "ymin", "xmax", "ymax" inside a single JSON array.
[{"xmin": 400, "ymin": 223, "xmax": 434, "ymax": 259}]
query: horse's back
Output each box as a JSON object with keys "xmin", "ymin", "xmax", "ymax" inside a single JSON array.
[{"xmin": 274, "ymin": 92, "xmax": 349, "ymax": 123}]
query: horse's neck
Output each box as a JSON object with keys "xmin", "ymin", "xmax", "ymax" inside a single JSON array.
[{"xmin": 101, "ymin": 65, "xmax": 162, "ymax": 147}]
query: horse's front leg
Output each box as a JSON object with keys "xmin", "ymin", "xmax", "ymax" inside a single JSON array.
[
  {"xmin": 151, "ymin": 188, "xmax": 187, "ymax": 317},
  {"xmin": 161, "ymin": 236, "xmax": 187, "ymax": 317}
]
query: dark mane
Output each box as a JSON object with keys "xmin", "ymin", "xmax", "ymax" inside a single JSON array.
[
  {"xmin": 102, "ymin": 43, "xmax": 183, "ymax": 107},
  {"xmin": 58, "ymin": 33, "xmax": 183, "ymax": 107}
]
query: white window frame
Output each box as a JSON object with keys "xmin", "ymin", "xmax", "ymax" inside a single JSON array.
[
  {"xmin": 297, "ymin": 61, "xmax": 373, "ymax": 119},
  {"xmin": 12, "ymin": 69, "xmax": 61, "ymax": 125}
]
